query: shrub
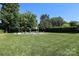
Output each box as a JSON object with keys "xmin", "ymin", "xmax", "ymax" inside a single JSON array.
[{"xmin": 39, "ymin": 27, "xmax": 79, "ymax": 33}]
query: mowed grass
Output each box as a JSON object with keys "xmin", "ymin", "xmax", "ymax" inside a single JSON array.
[{"xmin": 0, "ymin": 33, "xmax": 79, "ymax": 56}]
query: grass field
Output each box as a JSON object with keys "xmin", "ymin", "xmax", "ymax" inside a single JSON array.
[{"xmin": 0, "ymin": 33, "xmax": 79, "ymax": 56}]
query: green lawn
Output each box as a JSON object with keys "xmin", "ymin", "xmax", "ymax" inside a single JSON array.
[{"xmin": 0, "ymin": 33, "xmax": 79, "ymax": 56}]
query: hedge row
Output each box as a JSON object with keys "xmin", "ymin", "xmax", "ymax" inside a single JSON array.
[
  {"xmin": 1, "ymin": 26, "xmax": 79, "ymax": 33},
  {"xmin": 39, "ymin": 27, "xmax": 79, "ymax": 33}
]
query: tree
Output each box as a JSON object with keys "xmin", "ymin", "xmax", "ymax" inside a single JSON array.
[
  {"xmin": 19, "ymin": 11, "xmax": 37, "ymax": 32},
  {"xmin": 39, "ymin": 14, "xmax": 52, "ymax": 30},
  {"xmin": 69, "ymin": 21, "xmax": 79, "ymax": 27},
  {"xmin": 50, "ymin": 17, "xmax": 64, "ymax": 27},
  {"xmin": 18, "ymin": 13, "xmax": 27, "ymax": 32},
  {"xmin": 26, "ymin": 11, "xmax": 37, "ymax": 30},
  {"xmin": 0, "ymin": 3, "xmax": 19, "ymax": 32}
]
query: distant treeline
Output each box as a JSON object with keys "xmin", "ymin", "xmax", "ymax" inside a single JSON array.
[{"xmin": 0, "ymin": 3, "xmax": 79, "ymax": 33}]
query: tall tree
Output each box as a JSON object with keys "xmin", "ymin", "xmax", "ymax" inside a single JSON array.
[
  {"xmin": 26, "ymin": 11, "xmax": 37, "ymax": 29},
  {"xmin": 19, "ymin": 11, "xmax": 37, "ymax": 32},
  {"xmin": 39, "ymin": 14, "xmax": 52, "ymax": 30},
  {"xmin": 0, "ymin": 3, "xmax": 19, "ymax": 32}
]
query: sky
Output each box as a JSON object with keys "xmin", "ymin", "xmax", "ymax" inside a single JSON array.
[
  {"xmin": 19, "ymin": 3, "xmax": 79, "ymax": 23},
  {"xmin": 0, "ymin": 3, "xmax": 79, "ymax": 23}
]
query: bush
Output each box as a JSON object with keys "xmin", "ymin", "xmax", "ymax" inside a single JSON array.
[{"xmin": 39, "ymin": 27, "xmax": 79, "ymax": 33}]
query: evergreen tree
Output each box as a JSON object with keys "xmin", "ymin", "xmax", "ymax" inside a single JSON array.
[{"xmin": 0, "ymin": 3, "xmax": 19, "ymax": 32}]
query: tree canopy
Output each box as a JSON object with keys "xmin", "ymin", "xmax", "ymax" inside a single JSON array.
[
  {"xmin": 0, "ymin": 4, "xmax": 37, "ymax": 32},
  {"xmin": 39, "ymin": 14, "xmax": 52, "ymax": 29},
  {"xmin": 50, "ymin": 17, "xmax": 64, "ymax": 27},
  {"xmin": 0, "ymin": 3, "xmax": 19, "ymax": 32},
  {"xmin": 19, "ymin": 11, "xmax": 37, "ymax": 32}
]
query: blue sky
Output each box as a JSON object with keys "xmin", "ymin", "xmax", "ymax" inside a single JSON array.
[
  {"xmin": 0, "ymin": 3, "xmax": 79, "ymax": 23},
  {"xmin": 19, "ymin": 3, "xmax": 79, "ymax": 23}
]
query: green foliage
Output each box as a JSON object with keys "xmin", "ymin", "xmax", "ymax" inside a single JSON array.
[
  {"xmin": 19, "ymin": 11, "xmax": 37, "ymax": 32},
  {"xmin": 19, "ymin": 13, "xmax": 28, "ymax": 32},
  {"xmin": 50, "ymin": 16, "xmax": 64, "ymax": 27},
  {"xmin": 0, "ymin": 3, "xmax": 19, "ymax": 32},
  {"xmin": 39, "ymin": 27, "xmax": 79, "ymax": 33},
  {"xmin": 25, "ymin": 11, "xmax": 37, "ymax": 29},
  {"xmin": 39, "ymin": 14, "xmax": 52, "ymax": 29},
  {"xmin": 0, "ymin": 4, "xmax": 37, "ymax": 32},
  {"xmin": 69, "ymin": 21, "xmax": 79, "ymax": 27},
  {"xmin": 39, "ymin": 16, "xmax": 64, "ymax": 30}
]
